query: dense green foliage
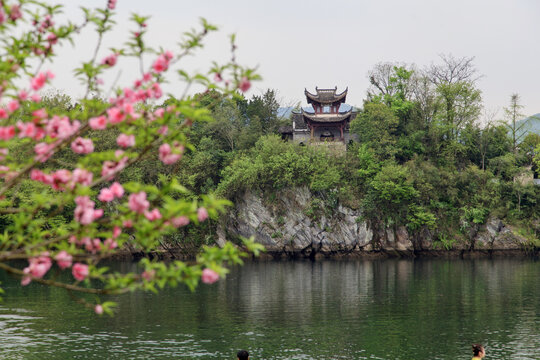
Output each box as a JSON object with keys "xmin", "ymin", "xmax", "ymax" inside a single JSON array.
[
  {"xmin": 28, "ymin": 60, "xmax": 539, "ymax": 252},
  {"xmin": 167, "ymin": 58, "xmax": 539, "ymax": 249}
]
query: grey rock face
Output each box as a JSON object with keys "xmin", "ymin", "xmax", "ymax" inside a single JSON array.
[{"xmin": 221, "ymin": 189, "xmax": 532, "ymax": 257}]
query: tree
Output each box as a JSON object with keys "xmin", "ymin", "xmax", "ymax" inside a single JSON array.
[
  {"xmin": 350, "ymin": 103, "xmax": 399, "ymax": 160},
  {"xmin": 428, "ymin": 55, "xmax": 483, "ymax": 140},
  {"xmin": 503, "ymin": 93, "xmax": 528, "ymax": 155},
  {"xmin": 0, "ymin": 0, "xmax": 263, "ymax": 315}
]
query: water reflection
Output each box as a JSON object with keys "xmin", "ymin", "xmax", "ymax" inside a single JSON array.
[{"xmin": 0, "ymin": 258, "xmax": 538, "ymax": 359}]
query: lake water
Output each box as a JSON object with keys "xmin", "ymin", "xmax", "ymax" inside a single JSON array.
[{"xmin": 0, "ymin": 258, "xmax": 538, "ymax": 359}]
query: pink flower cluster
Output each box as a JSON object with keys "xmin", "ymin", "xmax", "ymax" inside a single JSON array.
[
  {"xmin": 31, "ymin": 71, "xmax": 54, "ymax": 91},
  {"xmin": 170, "ymin": 215, "xmax": 189, "ymax": 228},
  {"xmin": 159, "ymin": 142, "xmax": 184, "ymax": 165},
  {"xmin": 21, "ymin": 252, "xmax": 52, "ymax": 286},
  {"xmin": 34, "ymin": 142, "xmax": 56, "ymax": 162},
  {"xmin": 201, "ymin": 268, "xmax": 219, "ymax": 284},
  {"xmin": 35, "ymin": 14, "xmax": 54, "ymax": 33},
  {"xmin": 72, "ymin": 263, "xmax": 89, "ymax": 281},
  {"xmin": 89, "ymin": 115, "xmax": 107, "ymax": 130},
  {"xmin": 71, "ymin": 137, "xmax": 94, "ymax": 154},
  {"xmin": 98, "ymin": 182, "xmax": 124, "ymax": 202},
  {"xmin": 117, "ymin": 133, "xmax": 135, "ymax": 148},
  {"xmin": 31, "ymin": 168, "xmax": 93, "ymax": 190},
  {"xmin": 101, "ymin": 151, "xmax": 129, "ymax": 180},
  {"xmin": 128, "ymin": 191, "xmax": 149, "ymax": 214},
  {"xmin": 197, "ymin": 207, "xmax": 209, "ymax": 222},
  {"xmin": 55, "ymin": 251, "xmax": 73, "ymax": 269},
  {"xmin": 144, "ymin": 208, "xmax": 161, "ymax": 221},
  {"xmin": 152, "ymin": 51, "xmax": 173, "ymax": 73},
  {"xmin": 239, "ymin": 77, "xmax": 251, "ymax": 92},
  {"xmin": 101, "ymin": 53, "xmax": 118, "ymax": 67},
  {"xmin": 9, "ymin": 5, "xmax": 22, "ymax": 22},
  {"xmin": 70, "ymin": 236, "xmax": 117, "ymax": 254},
  {"xmin": 74, "ymin": 196, "xmax": 103, "ymax": 225},
  {"xmin": 107, "ymin": 0, "xmax": 117, "ymax": 10}
]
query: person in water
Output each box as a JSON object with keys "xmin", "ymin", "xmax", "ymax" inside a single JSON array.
[
  {"xmin": 472, "ymin": 344, "xmax": 485, "ymax": 359},
  {"xmin": 237, "ymin": 350, "xmax": 249, "ymax": 360}
]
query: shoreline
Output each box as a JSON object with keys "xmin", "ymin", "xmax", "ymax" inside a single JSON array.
[{"xmin": 109, "ymin": 247, "xmax": 539, "ymax": 261}]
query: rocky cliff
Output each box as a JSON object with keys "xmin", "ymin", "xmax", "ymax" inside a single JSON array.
[{"xmin": 219, "ymin": 187, "xmax": 537, "ymax": 258}]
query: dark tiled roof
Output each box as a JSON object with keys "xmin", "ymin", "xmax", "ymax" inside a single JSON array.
[
  {"xmin": 305, "ymin": 86, "xmax": 348, "ymax": 105},
  {"xmin": 302, "ymin": 111, "xmax": 352, "ymax": 123},
  {"xmin": 292, "ymin": 112, "xmax": 308, "ymax": 129}
]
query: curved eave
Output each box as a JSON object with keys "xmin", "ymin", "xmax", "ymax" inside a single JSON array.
[
  {"xmin": 304, "ymin": 87, "xmax": 348, "ymax": 105},
  {"xmin": 302, "ymin": 110, "xmax": 352, "ymax": 123}
]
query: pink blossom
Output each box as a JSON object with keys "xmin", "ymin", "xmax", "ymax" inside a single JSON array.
[
  {"xmin": 21, "ymin": 253, "xmax": 52, "ymax": 285},
  {"xmin": 0, "ymin": 126, "xmax": 15, "ymax": 140},
  {"xmin": 9, "ymin": 5, "xmax": 22, "ymax": 21},
  {"xmin": 34, "ymin": 142, "xmax": 55, "ymax": 162},
  {"xmin": 214, "ymin": 73, "xmax": 222, "ymax": 82},
  {"xmin": 239, "ymin": 77, "xmax": 251, "ymax": 92},
  {"xmin": 0, "ymin": 11, "xmax": 5, "ymax": 25},
  {"xmin": 107, "ymin": 107, "xmax": 125, "ymax": 124},
  {"xmin": 51, "ymin": 169, "xmax": 71, "ymax": 190},
  {"xmin": 142, "ymin": 269, "xmax": 155, "ymax": 281},
  {"xmin": 30, "ymin": 72, "xmax": 48, "ymax": 91},
  {"xmin": 159, "ymin": 143, "xmax": 184, "ymax": 165},
  {"xmin": 32, "ymin": 108, "xmax": 47, "ymax": 120},
  {"xmin": 18, "ymin": 90, "xmax": 28, "ymax": 101},
  {"xmin": 17, "ymin": 121, "xmax": 37, "ymax": 138},
  {"xmin": 171, "ymin": 216, "xmax": 189, "ymax": 228},
  {"xmin": 94, "ymin": 304, "xmax": 104, "ymax": 315},
  {"xmin": 71, "ymin": 137, "xmax": 94, "ymax": 154},
  {"xmin": 154, "ymin": 108, "xmax": 165, "ymax": 118},
  {"xmin": 74, "ymin": 196, "xmax": 103, "ymax": 225},
  {"xmin": 158, "ymin": 126, "xmax": 168, "ymax": 135},
  {"xmin": 151, "ymin": 83, "xmax": 162, "ymax": 99},
  {"xmin": 152, "ymin": 54, "xmax": 169, "ymax": 73},
  {"xmin": 72, "ymin": 263, "xmax": 89, "ymax": 281},
  {"xmin": 101, "ymin": 156, "xmax": 128, "ymax": 180},
  {"xmin": 31, "ymin": 94, "xmax": 41, "ymax": 102},
  {"xmin": 46, "ymin": 115, "xmax": 80, "ymax": 139},
  {"xmin": 110, "ymin": 182, "xmax": 124, "ymax": 198},
  {"xmin": 144, "ymin": 208, "xmax": 162, "ymax": 221},
  {"xmin": 7, "ymin": 100, "xmax": 19, "ymax": 112},
  {"xmin": 128, "ymin": 192, "xmax": 150, "ymax": 214},
  {"xmin": 89, "ymin": 115, "xmax": 107, "ymax": 130},
  {"xmin": 116, "ymin": 133, "xmax": 135, "ymax": 148},
  {"xmin": 46, "ymin": 32, "xmax": 58, "ymax": 45},
  {"xmin": 101, "ymin": 53, "xmax": 118, "ymax": 67},
  {"xmin": 197, "ymin": 207, "xmax": 209, "ymax": 222},
  {"xmin": 71, "ymin": 168, "xmax": 93, "ymax": 188},
  {"xmin": 104, "ymin": 238, "xmax": 118, "ymax": 250},
  {"xmin": 123, "ymin": 219, "xmax": 133, "ymax": 228},
  {"xmin": 201, "ymin": 268, "xmax": 219, "ymax": 284},
  {"xmin": 98, "ymin": 188, "xmax": 115, "ymax": 202},
  {"xmin": 112, "ymin": 226, "xmax": 122, "ymax": 238},
  {"xmin": 54, "ymin": 251, "xmax": 73, "ymax": 270},
  {"xmin": 0, "ymin": 108, "xmax": 7, "ymax": 119},
  {"xmin": 107, "ymin": 0, "xmax": 117, "ymax": 10}
]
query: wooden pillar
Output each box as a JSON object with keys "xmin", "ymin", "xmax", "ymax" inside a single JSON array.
[
  {"xmin": 310, "ymin": 125, "xmax": 314, "ymax": 140},
  {"xmin": 340, "ymin": 124, "xmax": 344, "ymax": 141}
]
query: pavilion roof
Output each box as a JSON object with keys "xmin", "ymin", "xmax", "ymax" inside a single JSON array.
[
  {"xmin": 304, "ymin": 87, "xmax": 348, "ymax": 105},
  {"xmin": 302, "ymin": 110, "xmax": 352, "ymax": 123}
]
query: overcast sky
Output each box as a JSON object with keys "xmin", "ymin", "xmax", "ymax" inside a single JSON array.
[{"xmin": 44, "ymin": 0, "xmax": 540, "ymax": 118}]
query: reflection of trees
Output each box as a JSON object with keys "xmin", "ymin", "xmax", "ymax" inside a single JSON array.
[{"xmin": 0, "ymin": 259, "xmax": 538, "ymax": 359}]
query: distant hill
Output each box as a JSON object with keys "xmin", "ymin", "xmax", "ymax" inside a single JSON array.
[
  {"xmin": 277, "ymin": 107, "xmax": 294, "ymax": 119},
  {"xmin": 515, "ymin": 114, "xmax": 540, "ymax": 138}
]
